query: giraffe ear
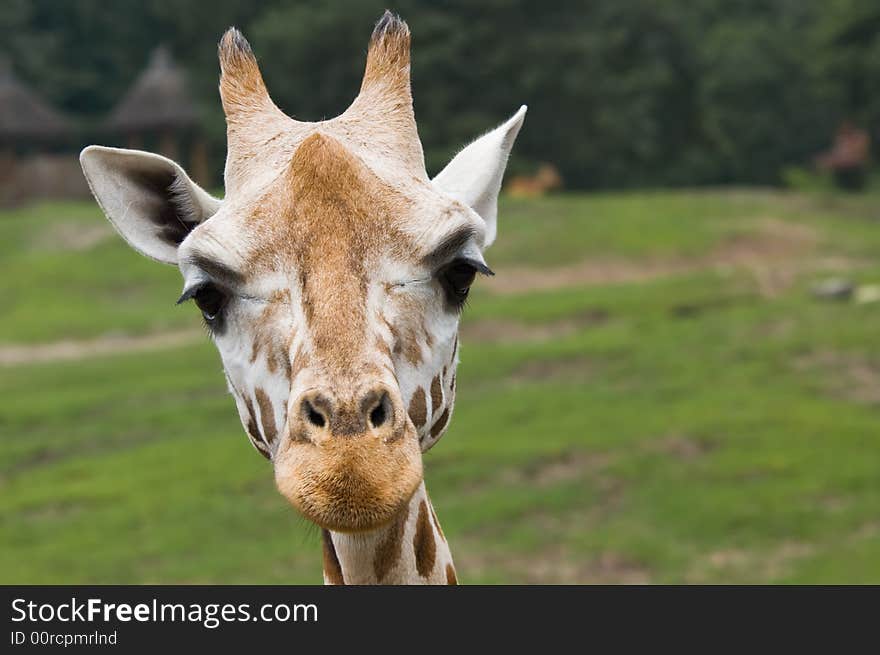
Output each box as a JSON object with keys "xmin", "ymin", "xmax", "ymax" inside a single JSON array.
[
  {"xmin": 432, "ymin": 105, "xmax": 526, "ymax": 248},
  {"xmin": 80, "ymin": 146, "xmax": 221, "ymax": 265}
]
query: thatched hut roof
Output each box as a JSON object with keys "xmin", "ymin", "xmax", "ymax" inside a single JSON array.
[
  {"xmin": 0, "ymin": 57, "xmax": 72, "ymax": 142},
  {"xmin": 106, "ymin": 46, "xmax": 198, "ymax": 132}
]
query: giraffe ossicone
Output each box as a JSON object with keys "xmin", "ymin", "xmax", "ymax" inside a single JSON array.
[{"xmin": 80, "ymin": 11, "xmax": 525, "ymax": 585}]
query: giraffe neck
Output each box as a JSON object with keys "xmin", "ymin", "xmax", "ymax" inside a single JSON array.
[{"xmin": 321, "ymin": 481, "xmax": 456, "ymax": 585}]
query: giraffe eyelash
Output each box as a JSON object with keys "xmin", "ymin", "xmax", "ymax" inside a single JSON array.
[
  {"xmin": 177, "ymin": 282, "xmax": 269, "ymax": 306},
  {"xmin": 394, "ymin": 276, "xmax": 432, "ymax": 288}
]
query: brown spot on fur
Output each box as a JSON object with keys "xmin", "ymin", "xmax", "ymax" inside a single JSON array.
[
  {"xmin": 290, "ymin": 344, "xmax": 310, "ymax": 379},
  {"xmin": 413, "ymin": 500, "xmax": 436, "ymax": 578},
  {"xmin": 381, "ymin": 315, "xmax": 400, "ymax": 343},
  {"xmin": 430, "ymin": 375, "xmax": 443, "ymax": 413},
  {"xmin": 376, "ymin": 336, "xmax": 392, "ymax": 360},
  {"xmin": 242, "ymin": 396, "xmax": 270, "ymax": 460},
  {"xmin": 393, "ymin": 330, "xmax": 423, "ymax": 366},
  {"xmin": 242, "ymin": 396, "xmax": 260, "ymax": 440},
  {"xmin": 446, "ymin": 564, "xmax": 457, "ymax": 585},
  {"xmin": 249, "ymin": 290, "xmax": 292, "ymax": 376},
  {"xmin": 246, "ymin": 434, "xmax": 270, "ymax": 460},
  {"xmin": 429, "ymin": 502, "xmax": 446, "ymax": 543},
  {"xmin": 226, "ymin": 378, "xmax": 270, "ymax": 459},
  {"xmin": 253, "ymin": 438, "xmax": 270, "ymax": 459},
  {"xmin": 446, "ymin": 369, "xmax": 456, "ymax": 408},
  {"xmin": 373, "ymin": 503, "xmax": 409, "ymax": 582},
  {"xmin": 322, "ymin": 530, "xmax": 345, "ymax": 585},
  {"xmin": 408, "ymin": 387, "xmax": 427, "ymax": 429},
  {"xmin": 254, "ymin": 387, "xmax": 278, "ymax": 444},
  {"xmin": 430, "ymin": 407, "xmax": 450, "ymax": 439},
  {"xmin": 383, "ymin": 294, "xmax": 427, "ymax": 367}
]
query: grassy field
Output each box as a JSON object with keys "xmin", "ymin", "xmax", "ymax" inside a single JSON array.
[{"xmin": 1, "ymin": 189, "xmax": 879, "ymax": 583}]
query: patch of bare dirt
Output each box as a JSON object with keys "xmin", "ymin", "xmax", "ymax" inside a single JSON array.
[
  {"xmin": 761, "ymin": 543, "xmax": 816, "ymax": 579},
  {"xmin": 817, "ymin": 495, "xmax": 850, "ymax": 514},
  {"xmin": 845, "ymin": 362, "xmax": 880, "ymax": 404},
  {"xmin": 517, "ymin": 450, "xmax": 614, "ymax": 487},
  {"xmin": 511, "ymin": 355, "xmax": 596, "ymax": 384},
  {"xmin": 484, "ymin": 218, "xmax": 829, "ymax": 297},
  {"xmin": 0, "ymin": 328, "xmax": 205, "ymax": 367},
  {"xmin": 461, "ymin": 309, "xmax": 608, "ymax": 343},
  {"xmin": 458, "ymin": 546, "xmax": 651, "ymax": 584},
  {"xmin": 19, "ymin": 500, "xmax": 97, "ymax": 522},
  {"xmin": 528, "ymin": 477, "xmax": 628, "ymax": 540},
  {"xmin": 754, "ymin": 318, "xmax": 796, "ymax": 339},
  {"xmin": 710, "ymin": 218, "xmax": 817, "ymax": 267},
  {"xmin": 32, "ymin": 221, "xmax": 113, "ymax": 252},
  {"xmin": 462, "ymin": 450, "xmax": 614, "ymax": 495},
  {"xmin": 645, "ymin": 434, "xmax": 716, "ymax": 461},
  {"xmin": 689, "ymin": 519, "xmax": 880, "ymax": 583},
  {"xmin": 485, "ymin": 257, "xmax": 690, "ymax": 295},
  {"xmin": 711, "ymin": 219, "xmax": 819, "ymax": 297},
  {"xmin": 687, "ymin": 541, "xmax": 815, "ymax": 583},
  {"xmin": 795, "ymin": 351, "xmax": 880, "ymax": 405}
]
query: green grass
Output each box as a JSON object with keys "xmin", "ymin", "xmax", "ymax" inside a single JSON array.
[
  {"xmin": 0, "ymin": 202, "xmax": 188, "ymax": 343},
  {"xmin": 2, "ymin": 190, "xmax": 880, "ymax": 583}
]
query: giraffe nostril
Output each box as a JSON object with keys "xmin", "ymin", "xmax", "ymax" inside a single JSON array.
[
  {"xmin": 303, "ymin": 400, "xmax": 327, "ymax": 428},
  {"xmin": 368, "ymin": 392, "xmax": 391, "ymax": 429}
]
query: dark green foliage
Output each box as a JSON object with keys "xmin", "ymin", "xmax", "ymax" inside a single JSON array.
[{"xmin": 1, "ymin": 1, "xmax": 878, "ymax": 188}]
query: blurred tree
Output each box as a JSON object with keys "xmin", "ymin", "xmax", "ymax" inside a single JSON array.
[
  {"xmin": 693, "ymin": 0, "xmax": 840, "ymax": 184},
  {"xmin": 0, "ymin": 0, "xmax": 876, "ymax": 189},
  {"xmin": 821, "ymin": 0, "xmax": 880, "ymax": 137}
]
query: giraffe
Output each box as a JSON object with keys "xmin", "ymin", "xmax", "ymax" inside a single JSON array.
[{"xmin": 79, "ymin": 11, "xmax": 525, "ymax": 585}]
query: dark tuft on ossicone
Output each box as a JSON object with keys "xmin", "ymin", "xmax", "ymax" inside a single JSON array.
[
  {"xmin": 370, "ymin": 10, "xmax": 409, "ymax": 44},
  {"xmin": 218, "ymin": 27, "xmax": 254, "ymax": 60},
  {"xmin": 217, "ymin": 26, "xmax": 271, "ymax": 117}
]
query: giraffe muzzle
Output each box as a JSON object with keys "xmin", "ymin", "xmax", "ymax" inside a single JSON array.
[
  {"xmin": 293, "ymin": 385, "xmax": 401, "ymax": 442},
  {"xmin": 273, "ymin": 383, "xmax": 423, "ymax": 532}
]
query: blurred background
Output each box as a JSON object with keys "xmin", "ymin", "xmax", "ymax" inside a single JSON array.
[{"xmin": 1, "ymin": 0, "xmax": 879, "ymax": 583}]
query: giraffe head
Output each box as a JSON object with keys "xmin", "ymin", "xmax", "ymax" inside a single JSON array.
[{"xmin": 80, "ymin": 12, "xmax": 525, "ymax": 533}]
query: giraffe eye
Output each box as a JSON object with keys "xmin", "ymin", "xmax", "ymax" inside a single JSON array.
[
  {"xmin": 192, "ymin": 283, "xmax": 228, "ymax": 323},
  {"xmin": 439, "ymin": 259, "xmax": 479, "ymax": 308}
]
